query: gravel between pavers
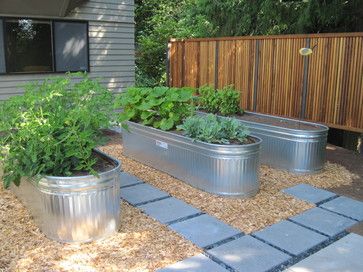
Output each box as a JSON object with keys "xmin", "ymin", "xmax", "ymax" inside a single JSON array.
[
  {"xmin": 99, "ymin": 132, "xmax": 357, "ymax": 234},
  {"xmin": 0, "ymin": 188, "xmax": 200, "ymax": 271}
]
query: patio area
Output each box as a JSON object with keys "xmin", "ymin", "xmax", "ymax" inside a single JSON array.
[
  {"xmin": 1, "ymin": 130, "xmax": 362, "ymax": 271},
  {"xmin": 0, "ymin": 1, "xmax": 362, "ymax": 271}
]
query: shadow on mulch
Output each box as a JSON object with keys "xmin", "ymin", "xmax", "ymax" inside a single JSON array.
[
  {"xmin": 326, "ymin": 144, "xmax": 363, "ymax": 237},
  {"xmin": 326, "ymin": 144, "xmax": 363, "ymax": 202}
]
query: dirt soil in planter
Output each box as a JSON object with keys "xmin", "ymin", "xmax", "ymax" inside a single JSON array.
[
  {"xmin": 100, "ymin": 131, "xmax": 358, "ymax": 234},
  {"xmin": 71, "ymin": 151, "xmax": 116, "ymax": 176},
  {"xmin": 0, "ymin": 180, "xmax": 200, "ymax": 271}
]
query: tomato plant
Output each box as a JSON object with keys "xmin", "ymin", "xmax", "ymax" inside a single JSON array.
[{"xmin": 0, "ymin": 73, "xmax": 114, "ymax": 188}]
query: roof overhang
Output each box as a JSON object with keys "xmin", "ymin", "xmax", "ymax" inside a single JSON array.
[{"xmin": 0, "ymin": 0, "xmax": 88, "ymax": 18}]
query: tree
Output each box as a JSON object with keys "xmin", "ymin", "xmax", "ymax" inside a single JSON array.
[{"xmin": 135, "ymin": 0, "xmax": 363, "ymax": 86}]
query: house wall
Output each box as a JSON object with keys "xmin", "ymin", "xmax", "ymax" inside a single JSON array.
[{"xmin": 0, "ymin": 0, "xmax": 135, "ymax": 100}]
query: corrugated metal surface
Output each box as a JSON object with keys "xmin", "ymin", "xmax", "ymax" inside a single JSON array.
[
  {"xmin": 122, "ymin": 122, "xmax": 261, "ymax": 198},
  {"xmin": 0, "ymin": 0, "xmax": 135, "ymax": 100},
  {"xmin": 220, "ymin": 111, "xmax": 329, "ymax": 173},
  {"xmin": 10, "ymin": 150, "xmax": 122, "ymax": 243}
]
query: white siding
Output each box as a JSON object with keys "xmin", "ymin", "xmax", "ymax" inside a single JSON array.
[{"xmin": 0, "ymin": 0, "xmax": 135, "ymax": 100}]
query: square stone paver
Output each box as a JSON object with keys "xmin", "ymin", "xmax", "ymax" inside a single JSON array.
[
  {"xmin": 282, "ymin": 184, "xmax": 336, "ymax": 204},
  {"xmin": 158, "ymin": 254, "xmax": 228, "ymax": 272},
  {"xmin": 290, "ymin": 207, "xmax": 357, "ymax": 237},
  {"xmin": 120, "ymin": 183, "xmax": 169, "ymax": 205},
  {"xmin": 139, "ymin": 197, "xmax": 201, "ymax": 224},
  {"xmin": 169, "ymin": 214, "xmax": 241, "ymax": 248},
  {"xmin": 285, "ymin": 233, "xmax": 363, "ymax": 272},
  {"xmin": 120, "ymin": 172, "xmax": 143, "ymax": 187},
  {"xmin": 320, "ymin": 196, "xmax": 363, "ymax": 221},
  {"xmin": 208, "ymin": 235, "xmax": 291, "ymax": 272},
  {"xmin": 254, "ymin": 220, "xmax": 328, "ymax": 256}
]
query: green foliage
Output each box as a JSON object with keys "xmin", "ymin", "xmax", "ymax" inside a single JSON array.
[
  {"xmin": 177, "ymin": 114, "xmax": 250, "ymax": 144},
  {"xmin": 199, "ymin": 85, "xmax": 242, "ymax": 116},
  {"xmin": 295, "ymin": 0, "xmax": 363, "ymax": 33},
  {"xmin": 136, "ymin": 0, "xmax": 363, "ymax": 84},
  {"xmin": 198, "ymin": 86, "xmax": 219, "ymax": 113},
  {"xmin": 115, "ymin": 87, "xmax": 195, "ymax": 131},
  {"xmin": 0, "ymin": 73, "xmax": 113, "ymax": 188},
  {"xmin": 135, "ymin": 0, "xmax": 217, "ymax": 86},
  {"xmin": 218, "ymin": 86, "xmax": 242, "ymax": 116}
]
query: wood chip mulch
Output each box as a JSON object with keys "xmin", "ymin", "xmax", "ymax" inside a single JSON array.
[
  {"xmin": 0, "ymin": 189, "xmax": 200, "ymax": 271},
  {"xmin": 0, "ymin": 132, "xmax": 357, "ymax": 271},
  {"xmin": 99, "ymin": 133, "xmax": 357, "ymax": 234}
]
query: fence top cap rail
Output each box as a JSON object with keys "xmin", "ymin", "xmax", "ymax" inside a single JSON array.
[{"xmin": 169, "ymin": 32, "xmax": 363, "ymax": 42}]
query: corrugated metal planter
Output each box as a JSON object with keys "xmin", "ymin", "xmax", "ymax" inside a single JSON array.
[
  {"xmin": 122, "ymin": 121, "xmax": 261, "ymax": 198},
  {"xmin": 201, "ymin": 111, "xmax": 328, "ymax": 174},
  {"xmin": 10, "ymin": 150, "xmax": 121, "ymax": 243}
]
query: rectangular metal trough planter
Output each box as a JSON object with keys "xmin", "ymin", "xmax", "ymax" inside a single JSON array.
[
  {"xmin": 200, "ymin": 111, "xmax": 329, "ymax": 174},
  {"xmin": 10, "ymin": 150, "xmax": 122, "ymax": 243},
  {"xmin": 122, "ymin": 121, "xmax": 262, "ymax": 198}
]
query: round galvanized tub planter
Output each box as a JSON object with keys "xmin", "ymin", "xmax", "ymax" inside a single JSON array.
[
  {"xmin": 122, "ymin": 121, "xmax": 262, "ymax": 198},
  {"xmin": 10, "ymin": 150, "xmax": 121, "ymax": 243}
]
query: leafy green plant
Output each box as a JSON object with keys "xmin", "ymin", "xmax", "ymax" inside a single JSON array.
[
  {"xmin": 0, "ymin": 73, "xmax": 114, "ymax": 188},
  {"xmin": 218, "ymin": 85, "xmax": 242, "ymax": 116},
  {"xmin": 198, "ymin": 85, "xmax": 242, "ymax": 116},
  {"xmin": 177, "ymin": 114, "xmax": 250, "ymax": 144},
  {"xmin": 198, "ymin": 85, "xmax": 219, "ymax": 113},
  {"xmin": 115, "ymin": 86, "xmax": 195, "ymax": 131}
]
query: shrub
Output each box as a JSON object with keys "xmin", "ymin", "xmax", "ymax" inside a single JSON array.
[
  {"xmin": 198, "ymin": 85, "xmax": 219, "ymax": 113},
  {"xmin": 198, "ymin": 85, "xmax": 243, "ymax": 116},
  {"xmin": 0, "ymin": 73, "xmax": 114, "ymax": 188},
  {"xmin": 177, "ymin": 114, "xmax": 250, "ymax": 144},
  {"xmin": 115, "ymin": 86, "xmax": 195, "ymax": 131},
  {"xmin": 218, "ymin": 85, "xmax": 242, "ymax": 116}
]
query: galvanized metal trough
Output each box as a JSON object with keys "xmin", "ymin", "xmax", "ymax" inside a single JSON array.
[
  {"xmin": 10, "ymin": 150, "xmax": 121, "ymax": 243},
  {"xmin": 122, "ymin": 121, "xmax": 261, "ymax": 198},
  {"xmin": 209, "ymin": 111, "xmax": 329, "ymax": 174}
]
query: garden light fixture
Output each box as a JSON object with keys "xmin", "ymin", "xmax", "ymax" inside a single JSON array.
[{"xmin": 299, "ymin": 44, "xmax": 317, "ymax": 56}]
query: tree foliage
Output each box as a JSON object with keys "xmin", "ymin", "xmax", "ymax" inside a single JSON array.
[{"xmin": 135, "ymin": 0, "xmax": 363, "ymax": 85}]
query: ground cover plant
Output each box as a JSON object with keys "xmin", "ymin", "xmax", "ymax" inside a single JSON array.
[
  {"xmin": 116, "ymin": 86, "xmax": 195, "ymax": 130},
  {"xmin": 177, "ymin": 114, "xmax": 250, "ymax": 144},
  {"xmin": 198, "ymin": 85, "xmax": 242, "ymax": 116},
  {"xmin": 0, "ymin": 73, "xmax": 114, "ymax": 188}
]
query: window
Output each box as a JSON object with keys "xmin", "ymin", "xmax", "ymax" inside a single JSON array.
[
  {"xmin": 0, "ymin": 17, "xmax": 89, "ymax": 74},
  {"xmin": 5, "ymin": 19, "xmax": 53, "ymax": 73},
  {"xmin": 54, "ymin": 21, "xmax": 89, "ymax": 72}
]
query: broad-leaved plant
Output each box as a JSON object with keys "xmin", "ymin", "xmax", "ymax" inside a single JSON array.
[{"xmin": 115, "ymin": 87, "xmax": 195, "ymax": 131}]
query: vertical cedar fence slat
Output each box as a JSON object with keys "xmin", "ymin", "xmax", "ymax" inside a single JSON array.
[{"xmin": 168, "ymin": 33, "xmax": 363, "ymax": 133}]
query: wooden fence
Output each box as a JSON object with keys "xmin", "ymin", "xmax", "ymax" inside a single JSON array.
[{"xmin": 168, "ymin": 33, "xmax": 363, "ymax": 133}]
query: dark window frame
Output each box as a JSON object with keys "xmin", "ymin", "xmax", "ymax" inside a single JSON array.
[{"xmin": 0, "ymin": 16, "xmax": 90, "ymax": 75}]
